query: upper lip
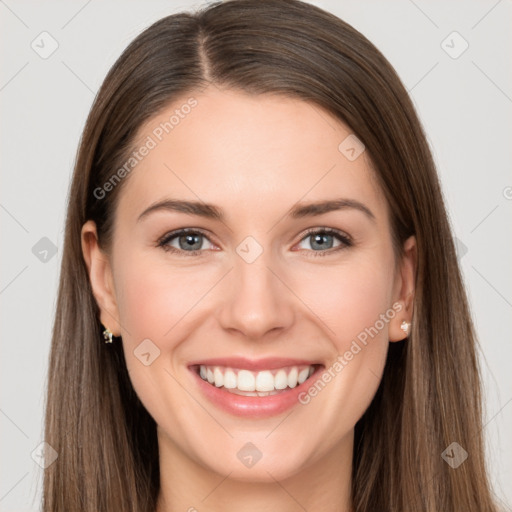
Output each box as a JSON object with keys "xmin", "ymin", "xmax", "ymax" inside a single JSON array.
[{"xmin": 188, "ymin": 357, "xmax": 322, "ymax": 372}]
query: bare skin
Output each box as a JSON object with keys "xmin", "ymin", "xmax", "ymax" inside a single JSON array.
[{"xmin": 82, "ymin": 87, "xmax": 416, "ymax": 512}]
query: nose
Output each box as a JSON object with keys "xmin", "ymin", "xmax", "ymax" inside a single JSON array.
[{"xmin": 217, "ymin": 250, "xmax": 295, "ymax": 341}]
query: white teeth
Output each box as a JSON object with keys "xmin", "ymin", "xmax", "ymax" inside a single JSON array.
[
  {"xmin": 287, "ymin": 367, "xmax": 298, "ymax": 388},
  {"xmin": 298, "ymin": 368, "xmax": 309, "ymax": 384},
  {"xmin": 274, "ymin": 369, "xmax": 288, "ymax": 390},
  {"xmin": 214, "ymin": 367, "xmax": 224, "ymax": 387},
  {"xmin": 223, "ymin": 369, "xmax": 237, "ymax": 389},
  {"xmin": 255, "ymin": 370, "xmax": 275, "ymax": 392},
  {"xmin": 197, "ymin": 364, "xmax": 317, "ymax": 393},
  {"xmin": 237, "ymin": 370, "xmax": 256, "ymax": 391}
]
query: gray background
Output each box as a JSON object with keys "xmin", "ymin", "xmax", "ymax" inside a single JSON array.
[{"xmin": 1, "ymin": 0, "xmax": 511, "ymax": 510}]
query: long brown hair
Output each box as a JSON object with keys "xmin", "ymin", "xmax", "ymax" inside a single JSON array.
[{"xmin": 43, "ymin": 0, "xmax": 499, "ymax": 510}]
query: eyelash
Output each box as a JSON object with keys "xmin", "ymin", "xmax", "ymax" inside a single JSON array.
[{"xmin": 157, "ymin": 227, "xmax": 353, "ymax": 258}]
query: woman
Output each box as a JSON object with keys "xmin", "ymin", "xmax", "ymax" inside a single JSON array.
[{"xmin": 43, "ymin": 0, "xmax": 499, "ymax": 510}]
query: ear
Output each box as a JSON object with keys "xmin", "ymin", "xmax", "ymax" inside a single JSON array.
[
  {"xmin": 389, "ymin": 235, "xmax": 416, "ymax": 342},
  {"xmin": 81, "ymin": 220, "xmax": 121, "ymax": 336}
]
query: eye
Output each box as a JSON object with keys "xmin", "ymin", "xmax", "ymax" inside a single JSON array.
[
  {"xmin": 157, "ymin": 229, "xmax": 215, "ymax": 256},
  {"xmin": 157, "ymin": 227, "xmax": 353, "ymax": 257},
  {"xmin": 295, "ymin": 227, "xmax": 352, "ymax": 255}
]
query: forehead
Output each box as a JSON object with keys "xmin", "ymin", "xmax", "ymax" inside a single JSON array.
[{"xmin": 117, "ymin": 88, "xmax": 388, "ymax": 227}]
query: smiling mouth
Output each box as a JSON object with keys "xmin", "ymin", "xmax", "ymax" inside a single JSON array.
[{"xmin": 191, "ymin": 363, "xmax": 323, "ymax": 397}]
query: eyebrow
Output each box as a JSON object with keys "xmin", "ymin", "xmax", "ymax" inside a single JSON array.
[{"xmin": 137, "ymin": 198, "xmax": 376, "ymax": 223}]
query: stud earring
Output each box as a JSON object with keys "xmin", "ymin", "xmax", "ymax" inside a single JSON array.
[
  {"xmin": 103, "ymin": 326, "xmax": 114, "ymax": 344},
  {"xmin": 400, "ymin": 320, "xmax": 410, "ymax": 336}
]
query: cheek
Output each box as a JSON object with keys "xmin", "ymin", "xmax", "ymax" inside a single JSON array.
[
  {"xmin": 113, "ymin": 251, "xmax": 215, "ymax": 341},
  {"xmin": 291, "ymin": 253, "xmax": 395, "ymax": 347}
]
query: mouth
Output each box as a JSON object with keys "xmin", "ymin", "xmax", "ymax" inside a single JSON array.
[{"xmin": 188, "ymin": 359, "xmax": 325, "ymax": 417}]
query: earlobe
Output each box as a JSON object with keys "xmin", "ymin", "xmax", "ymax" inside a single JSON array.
[
  {"xmin": 389, "ymin": 235, "xmax": 416, "ymax": 342},
  {"xmin": 81, "ymin": 220, "xmax": 121, "ymax": 336}
]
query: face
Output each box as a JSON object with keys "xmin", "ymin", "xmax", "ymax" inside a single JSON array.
[{"xmin": 82, "ymin": 87, "xmax": 415, "ymax": 483}]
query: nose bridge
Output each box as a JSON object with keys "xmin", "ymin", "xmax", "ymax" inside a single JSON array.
[{"xmin": 218, "ymin": 239, "xmax": 294, "ymax": 339}]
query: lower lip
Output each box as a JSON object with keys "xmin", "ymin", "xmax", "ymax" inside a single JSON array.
[{"xmin": 189, "ymin": 365, "xmax": 323, "ymax": 418}]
